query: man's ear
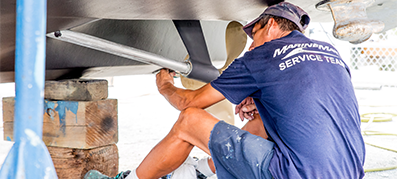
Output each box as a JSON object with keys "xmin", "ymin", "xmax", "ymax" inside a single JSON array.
[{"xmin": 266, "ymin": 18, "xmax": 278, "ymax": 35}]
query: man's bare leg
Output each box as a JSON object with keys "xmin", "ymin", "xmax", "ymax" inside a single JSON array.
[
  {"xmin": 136, "ymin": 109, "xmax": 267, "ymax": 178},
  {"xmin": 136, "ymin": 108, "xmax": 219, "ymax": 179}
]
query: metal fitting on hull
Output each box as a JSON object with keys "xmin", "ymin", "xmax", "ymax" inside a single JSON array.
[{"xmin": 316, "ymin": 0, "xmax": 384, "ymax": 44}]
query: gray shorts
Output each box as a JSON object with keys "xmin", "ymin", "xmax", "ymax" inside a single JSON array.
[{"xmin": 208, "ymin": 121, "xmax": 274, "ymax": 179}]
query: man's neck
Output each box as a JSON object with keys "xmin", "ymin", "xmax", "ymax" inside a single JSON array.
[{"xmin": 272, "ymin": 30, "xmax": 292, "ymax": 41}]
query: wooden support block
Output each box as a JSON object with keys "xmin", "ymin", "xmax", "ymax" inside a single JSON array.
[
  {"xmin": 3, "ymin": 97, "xmax": 118, "ymax": 149},
  {"xmin": 45, "ymin": 79, "xmax": 108, "ymax": 101},
  {"xmin": 49, "ymin": 144, "xmax": 119, "ymax": 179}
]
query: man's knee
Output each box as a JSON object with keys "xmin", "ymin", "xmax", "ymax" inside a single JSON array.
[
  {"xmin": 177, "ymin": 107, "xmax": 203, "ymax": 127},
  {"xmin": 174, "ymin": 107, "xmax": 215, "ymax": 136},
  {"xmin": 171, "ymin": 108, "xmax": 207, "ymax": 141}
]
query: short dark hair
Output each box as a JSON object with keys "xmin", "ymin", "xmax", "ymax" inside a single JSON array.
[{"xmin": 257, "ymin": 15, "xmax": 301, "ymax": 32}]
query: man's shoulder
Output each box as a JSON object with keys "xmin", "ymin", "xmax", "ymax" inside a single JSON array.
[
  {"xmin": 310, "ymin": 38, "xmax": 336, "ymax": 49},
  {"xmin": 268, "ymin": 34, "xmax": 340, "ymax": 59}
]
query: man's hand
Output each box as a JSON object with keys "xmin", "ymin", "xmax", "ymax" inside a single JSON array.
[
  {"xmin": 156, "ymin": 68, "xmax": 176, "ymax": 93},
  {"xmin": 155, "ymin": 68, "xmax": 225, "ymax": 111},
  {"xmin": 235, "ymin": 97, "xmax": 258, "ymax": 121}
]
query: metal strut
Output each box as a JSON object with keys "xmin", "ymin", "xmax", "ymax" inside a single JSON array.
[{"xmin": 47, "ymin": 30, "xmax": 192, "ymax": 75}]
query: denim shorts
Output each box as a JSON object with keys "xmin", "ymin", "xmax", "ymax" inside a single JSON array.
[{"xmin": 208, "ymin": 121, "xmax": 274, "ymax": 179}]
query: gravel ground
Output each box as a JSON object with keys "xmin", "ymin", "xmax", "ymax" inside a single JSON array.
[{"xmin": 1, "ymin": 74, "xmax": 397, "ymax": 178}]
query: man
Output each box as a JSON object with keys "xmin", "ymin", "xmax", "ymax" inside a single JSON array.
[{"xmin": 85, "ymin": 2, "xmax": 365, "ymax": 179}]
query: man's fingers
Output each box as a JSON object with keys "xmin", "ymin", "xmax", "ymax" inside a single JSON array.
[
  {"xmin": 239, "ymin": 109, "xmax": 256, "ymax": 121},
  {"xmin": 235, "ymin": 104, "xmax": 242, "ymax": 114},
  {"xmin": 239, "ymin": 110, "xmax": 245, "ymax": 121},
  {"xmin": 235, "ymin": 97, "xmax": 251, "ymax": 114},
  {"xmin": 170, "ymin": 71, "xmax": 176, "ymax": 77},
  {"xmin": 242, "ymin": 104, "xmax": 257, "ymax": 112},
  {"xmin": 162, "ymin": 68, "xmax": 170, "ymax": 74},
  {"xmin": 236, "ymin": 97, "xmax": 256, "ymax": 120},
  {"xmin": 243, "ymin": 112, "xmax": 254, "ymax": 120}
]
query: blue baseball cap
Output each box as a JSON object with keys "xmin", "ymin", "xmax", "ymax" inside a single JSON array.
[{"xmin": 243, "ymin": 2, "xmax": 310, "ymax": 39}]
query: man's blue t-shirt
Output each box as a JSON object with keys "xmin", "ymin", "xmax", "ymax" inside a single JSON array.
[{"xmin": 211, "ymin": 31, "xmax": 365, "ymax": 179}]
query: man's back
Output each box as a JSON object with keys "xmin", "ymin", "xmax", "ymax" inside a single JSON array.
[{"xmin": 212, "ymin": 31, "xmax": 365, "ymax": 178}]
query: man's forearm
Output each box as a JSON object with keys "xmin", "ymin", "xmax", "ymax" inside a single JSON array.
[
  {"xmin": 156, "ymin": 69, "xmax": 225, "ymax": 111},
  {"xmin": 158, "ymin": 82, "xmax": 194, "ymax": 111}
]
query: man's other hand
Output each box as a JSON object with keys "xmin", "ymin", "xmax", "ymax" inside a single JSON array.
[{"xmin": 235, "ymin": 97, "xmax": 258, "ymax": 121}]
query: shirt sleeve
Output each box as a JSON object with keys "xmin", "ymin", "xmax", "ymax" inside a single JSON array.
[{"xmin": 210, "ymin": 58, "xmax": 259, "ymax": 104}]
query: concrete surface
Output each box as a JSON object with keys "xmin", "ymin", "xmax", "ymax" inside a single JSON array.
[{"xmin": 1, "ymin": 74, "xmax": 397, "ymax": 179}]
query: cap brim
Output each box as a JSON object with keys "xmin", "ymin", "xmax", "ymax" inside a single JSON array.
[{"xmin": 243, "ymin": 15, "xmax": 263, "ymax": 39}]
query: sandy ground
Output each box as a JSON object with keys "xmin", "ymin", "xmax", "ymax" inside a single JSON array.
[{"xmin": 1, "ymin": 74, "xmax": 397, "ymax": 178}]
